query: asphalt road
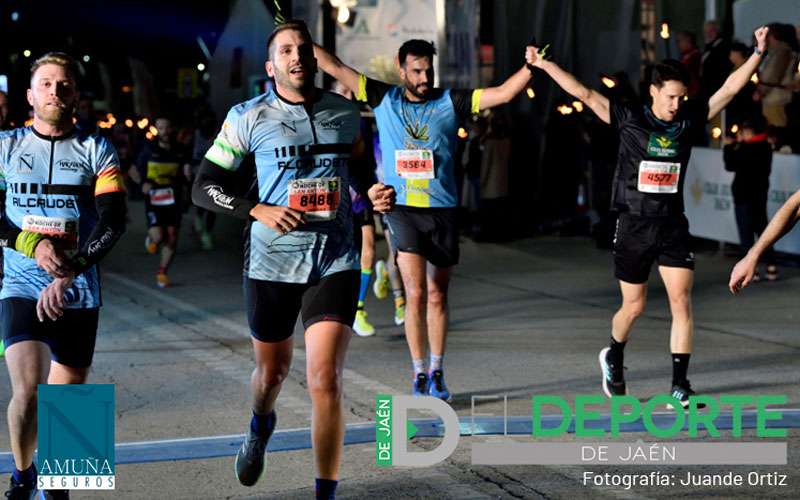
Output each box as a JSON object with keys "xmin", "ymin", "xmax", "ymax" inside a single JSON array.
[{"xmin": 1, "ymin": 201, "xmax": 798, "ymax": 499}]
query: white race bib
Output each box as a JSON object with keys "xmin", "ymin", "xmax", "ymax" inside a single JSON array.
[
  {"xmin": 150, "ymin": 187, "xmax": 176, "ymax": 206},
  {"xmin": 288, "ymin": 177, "xmax": 341, "ymax": 221},
  {"xmin": 637, "ymin": 161, "xmax": 681, "ymax": 194},
  {"xmin": 395, "ymin": 149, "xmax": 434, "ymax": 179},
  {"xmin": 22, "ymin": 215, "xmax": 79, "ymax": 256}
]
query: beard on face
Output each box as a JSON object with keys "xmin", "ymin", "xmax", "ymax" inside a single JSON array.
[
  {"xmin": 404, "ymin": 80, "xmax": 431, "ymax": 100},
  {"xmin": 35, "ymin": 98, "xmax": 74, "ymax": 126},
  {"xmin": 274, "ymin": 62, "xmax": 317, "ymax": 94}
]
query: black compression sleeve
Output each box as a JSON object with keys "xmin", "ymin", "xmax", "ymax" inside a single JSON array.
[
  {"xmin": 70, "ymin": 191, "xmax": 127, "ymax": 275},
  {"xmin": 0, "ymin": 189, "xmax": 21, "ymax": 248},
  {"xmin": 192, "ymin": 158, "xmax": 256, "ymax": 220}
]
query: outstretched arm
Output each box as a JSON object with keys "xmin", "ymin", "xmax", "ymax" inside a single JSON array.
[
  {"xmin": 526, "ymin": 45, "xmax": 610, "ymax": 124},
  {"xmin": 478, "ymin": 62, "xmax": 534, "ymax": 110},
  {"xmin": 729, "ymin": 188, "xmax": 800, "ymax": 294},
  {"xmin": 313, "ymin": 43, "xmax": 361, "ymax": 95},
  {"xmin": 708, "ymin": 26, "xmax": 768, "ymax": 119}
]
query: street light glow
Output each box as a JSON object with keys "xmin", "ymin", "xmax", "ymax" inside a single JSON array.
[{"xmin": 337, "ymin": 6, "xmax": 350, "ymax": 24}]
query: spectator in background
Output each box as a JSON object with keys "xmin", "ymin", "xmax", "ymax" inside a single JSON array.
[
  {"xmin": 723, "ymin": 116, "xmax": 777, "ymax": 281},
  {"xmin": 190, "ymin": 112, "xmax": 218, "ymax": 250},
  {"xmin": 0, "ymin": 91, "xmax": 10, "ymax": 130},
  {"xmin": 461, "ymin": 115, "xmax": 487, "ymax": 236},
  {"xmin": 701, "ymin": 20, "xmax": 732, "ymax": 98},
  {"xmin": 677, "ymin": 31, "xmax": 702, "ymax": 97},
  {"xmin": 478, "ymin": 110, "xmax": 512, "ymax": 241},
  {"xmin": 757, "ymin": 23, "xmax": 799, "ymax": 145},
  {"xmin": 75, "ymin": 95, "xmax": 96, "ymax": 133},
  {"xmin": 726, "ymin": 43, "xmax": 762, "ymax": 132}
]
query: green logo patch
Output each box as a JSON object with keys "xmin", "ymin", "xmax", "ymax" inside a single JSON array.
[{"xmin": 647, "ymin": 134, "xmax": 678, "ymax": 157}]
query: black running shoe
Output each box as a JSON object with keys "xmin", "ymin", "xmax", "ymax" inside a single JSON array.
[
  {"xmin": 4, "ymin": 476, "xmax": 36, "ymax": 500},
  {"xmin": 598, "ymin": 347, "xmax": 627, "ymax": 397},
  {"xmin": 667, "ymin": 380, "xmax": 706, "ymax": 409},
  {"xmin": 41, "ymin": 490, "xmax": 69, "ymax": 500},
  {"xmin": 235, "ymin": 412, "xmax": 276, "ymax": 487},
  {"xmin": 412, "ymin": 372, "xmax": 429, "ymax": 396}
]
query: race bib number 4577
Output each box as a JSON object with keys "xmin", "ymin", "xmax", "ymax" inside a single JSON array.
[
  {"xmin": 637, "ymin": 161, "xmax": 680, "ymax": 194},
  {"xmin": 288, "ymin": 177, "xmax": 341, "ymax": 221}
]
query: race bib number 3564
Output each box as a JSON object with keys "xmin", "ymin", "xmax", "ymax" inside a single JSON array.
[
  {"xmin": 637, "ymin": 161, "xmax": 680, "ymax": 194},
  {"xmin": 395, "ymin": 149, "xmax": 434, "ymax": 179},
  {"xmin": 288, "ymin": 177, "xmax": 341, "ymax": 221}
]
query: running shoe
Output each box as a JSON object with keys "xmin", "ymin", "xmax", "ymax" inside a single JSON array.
[
  {"xmin": 394, "ymin": 304, "xmax": 405, "ymax": 326},
  {"xmin": 156, "ymin": 272, "xmax": 170, "ymax": 288},
  {"xmin": 235, "ymin": 414, "xmax": 276, "ymax": 487},
  {"xmin": 41, "ymin": 490, "xmax": 69, "ymax": 499},
  {"xmin": 200, "ymin": 231, "xmax": 215, "ymax": 251},
  {"xmin": 428, "ymin": 370, "xmax": 452, "ymax": 402},
  {"xmin": 598, "ymin": 347, "xmax": 627, "ymax": 397},
  {"xmin": 144, "ymin": 236, "xmax": 157, "ymax": 255},
  {"xmin": 352, "ymin": 310, "xmax": 376, "ymax": 337},
  {"xmin": 412, "ymin": 372, "xmax": 429, "ymax": 396},
  {"xmin": 4, "ymin": 476, "xmax": 36, "ymax": 500},
  {"xmin": 372, "ymin": 260, "xmax": 390, "ymax": 299},
  {"xmin": 667, "ymin": 380, "xmax": 705, "ymax": 409}
]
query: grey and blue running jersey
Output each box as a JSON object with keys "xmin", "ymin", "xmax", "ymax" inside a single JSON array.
[
  {"xmin": 356, "ymin": 74, "xmax": 481, "ymax": 208},
  {"xmin": 0, "ymin": 127, "xmax": 124, "ymax": 307},
  {"xmin": 204, "ymin": 89, "xmax": 361, "ymax": 283}
]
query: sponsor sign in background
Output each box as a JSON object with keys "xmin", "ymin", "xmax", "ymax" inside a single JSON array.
[
  {"xmin": 335, "ymin": 0, "xmax": 438, "ymax": 81},
  {"xmin": 684, "ymin": 148, "xmax": 800, "ymax": 255}
]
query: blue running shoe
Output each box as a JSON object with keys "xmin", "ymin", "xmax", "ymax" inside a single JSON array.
[
  {"xmin": 412, "ymin": 372, "xmax": 429, "ymax": 396},
  {"xmin": 235, "ymin": 412, "xmax": 276, "ymax": 486},
  {"xmin": 428, "ymin": 370, "xmax": 451, "ymax": 402}
]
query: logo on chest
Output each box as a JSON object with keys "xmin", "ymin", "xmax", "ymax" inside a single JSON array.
[
  {"xmin": 17, "ymin": 154, "xmax": 35, "ymax": 174},
  {"xmin": 647, "ymin": 133, "xmax": 680, "ymax": 158},
  {"xmin": 318, "ymin": 119, "xmax": 343, "ymax": 130},
  {"xmin": 281, "ymin": 121, "xmax": 298, "ymax": 137},
  {"xmin": 57, "ymin": 159, "xmax": 88, "ymax": 173}
]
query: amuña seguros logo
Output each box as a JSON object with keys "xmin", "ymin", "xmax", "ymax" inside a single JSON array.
[{"xmin": 37, "ymin": 384, "xmax": 115, "ymax": 490}]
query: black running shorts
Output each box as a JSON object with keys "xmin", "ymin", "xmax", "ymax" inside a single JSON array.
[
  {"xmin": 244, "ymin": 270, "xmax": 360, "ymax": 343},
  {"xmin": 384, "ymin": 206, "xmax": 459, "ymax": 268},
  {"xmin": 145, "ymin": 194, "xmax": 182, "ymax": 228},
  {"xmin": 612, "ymin": 213, "xmax": 695, "ymax": 284},
  {"xmin": 353, "ymin": 204, "xmax": 375, "ymax": 228},
  {"xmin": 0, "ymin": 298, "xmax": 100, "ymax": 368}
]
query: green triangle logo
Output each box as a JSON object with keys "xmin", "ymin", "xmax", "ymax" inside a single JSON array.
[{"xmin": 407, "ymin": 420, "xmax": 418, "ymax": 440}]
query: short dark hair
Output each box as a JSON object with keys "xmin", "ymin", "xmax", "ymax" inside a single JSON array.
[
  {"xmin": 730, "ymin": 42, "xmax": 751, "ymax": 57},
  {"xmin": 267, "ymin": 19, "xmax": 313, "ymax": 60},
  {"xmin": 398, "ymin": 40, "xmax": 436, "ymax": 66},
  {"xmin": 30, "ymin": 52, "xmax": 79, "ymax": 85},
  {"xmin": 677, "ymin": 31, "xmax": 697, "ymax": 47},
  {"xmin": 650, "ymin": 59, "xmax": 690, "ymax": 88},
  {"xmin": 742, "ymin": 115, "xmax": 767, "ymax": 133}
]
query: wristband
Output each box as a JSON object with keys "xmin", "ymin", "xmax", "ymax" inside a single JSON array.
[{"xmin": 754, "ymin": 47, "xmax": 763, "ymax": 56}]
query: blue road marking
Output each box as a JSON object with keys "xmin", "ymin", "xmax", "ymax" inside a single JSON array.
[{"xmin": 2, "ymin": 409, "xmax": 798, "ymax": 472}]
